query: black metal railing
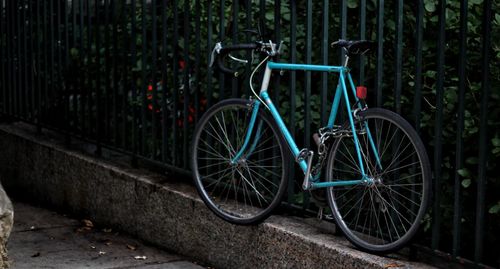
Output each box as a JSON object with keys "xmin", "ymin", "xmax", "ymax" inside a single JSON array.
[{"xmin": 0, "ymin": 1, "xmax": 498, "ymax": 267}]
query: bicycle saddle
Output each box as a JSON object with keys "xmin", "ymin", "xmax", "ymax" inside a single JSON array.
[{"xmin": 331, "ymin": 39, "xmax": 376, "ymax": 56}]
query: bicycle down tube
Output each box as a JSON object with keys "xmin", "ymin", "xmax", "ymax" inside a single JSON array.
[{"xmin": 233, "ymin": 61, "xmax": 381, "ymax": 189}]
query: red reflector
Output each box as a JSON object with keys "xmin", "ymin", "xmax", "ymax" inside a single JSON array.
[{"xmin": 356, "ymin": 86, "xmax": 367, "ymax": 99}]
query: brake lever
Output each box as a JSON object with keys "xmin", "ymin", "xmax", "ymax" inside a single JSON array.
[{"xmin": 209, "ymin": 42, "xmax": 222, "ymax": 67}]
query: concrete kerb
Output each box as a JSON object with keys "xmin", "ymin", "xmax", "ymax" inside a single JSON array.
[{"xmin": 0, "ymin": 123, "xmax": 435, "ymax": 269}]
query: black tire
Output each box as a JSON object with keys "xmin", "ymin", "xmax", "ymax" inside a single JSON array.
[
  {"xmin": 325, "ymin": 108, "xmax": 431, "ymax": 253},
  {"xmin": 191, "ymin": 98, "xmax": 289, "ymax": 225}
]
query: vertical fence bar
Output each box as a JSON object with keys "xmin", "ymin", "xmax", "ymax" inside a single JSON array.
[
  {"xmin": 71, "ymin": 0, "xmax": 77, "ymax": 132},
  {"xmin": 10, "ymin": 0, "xmax": 15, "ymax": 117},
  {"xmin": 95, "ymin": 0, "xmax": 102, "ymax": 155},
  {"xmin": 0, "ymin": 2, "xmax": 4, "ymax": 115},
  {"xmin": 130, "ymin": 0, "xmax": 138, "ymax": 165},
  {"xmin": 79, "ymin": 0, "xmax": 89, "ymax": 135},
  {"xmin": 104, "ymin": 0, "xmax": 110, "ymax": 142},
  {"xmin": 56, "ymin": 0, "xmax": 62, "ymax": 127},
  {"xmin": 243, "ymin": 0, "xmax": 251, "ymax": 97},
  {"xmin": 375, "ymin": 0, "xmax": 384, "ymax": 107},
  {"xmin": 6, "ymin": 0, "xmax": 9, "ymax": 116},
  {"xmin": 287, "ymin": 0, "xmax": 297, "ymax": 204},
  {"xmin": 140, "ymin": 0, "xmax": 147, "ymax": 156},
  {"xmin": 63, "ymin": 0, "xmax": 70, "ymax": 143},
  {"xmin": 151, "ymin": 0, "xmax": 158, "ymax": 160},
  {"xmin": 194, "ymin": 0, "xmax": 201, "ymax": 124},
  {"xmin": 15, "ymin": 0, "xmax": 21, "ymax": 118},
  {"xmin": 206, "ymin": 0, "xmax": 213, "ymax": 108},
  {"xmin": 49, "ymin": 0, "xmax": 55, "ymax": 124},
  {"xmin": 86, "ymin": 1, "xmax": 94, "ymax": 140},
  {"xmin": 304, "ymin": 0, "xmax": 311, "ymax": 150},
  {"xmin": 6, "ymin": 0, "xmax": 11, "ymax": 116},
  {"xmin": 36, "ymin": 0, "xmax": 42, "ymax": 132},
  {"xmin": 413, "ymin": 0, "xmax": 423, "ymax": 132},
  {"xmin": 320, "ymin": 0, "xmax": 328, "ymax": 126},
  {"xmin": 474, "ymin": 0, "xmax": 491, "ymax": 263},
  {"xmin": 29, "ymin": 0, "xmax": 35, "ymax": 121},
  {"xmin": 172, "ymin": 0, "xmax": 179, "ymax": 165},
  {"xmin": 14, "ymin": 0, "xmax": 20, "ymax": 118},
  {"xmin": 259, "ymin": 0, "xmax": 265, "ymax": 35},
  {"xmin": 453, "ymin": 0, "xmax": 468, "ymax": 258},
  {"xmin": 112, "ymin": 0, "xmax": 118, "ymax": 145},
  {"xmin": 340, "ymin": 0, "xmax": 346, "ymax": 62},
  {"xmin": 231, "ymin": 0, "xmax": 238, "ymax": 98},
  {"xmin": 7, "ymin": 0, "xmax": 11, "ymax": 116},
  {"xmin": 120, "ymin": 1, "xmax": 128, "ymax": 149},
  {"xmin": 432, "ymin": 0, "xmax": 446, "ymax": 250},
  {"xmin": 273, "ymin": 0, "xmax": 281, "ymax": 103},
  {"xmin": 22, "ymin": 0, "xmax": 29, "ymax": 119},
  {"xmin": 358, "ymin": 0, "xmax": 366, "ymax": 85},
  {"xmin": 206, "ymin": 0, "xmax": 213, "ymax": 107},
  {"xmin": 161, "ymin": 0, "xmax": 169, "ymax": 162},
  {"xmin": 2, "ymin": 0, "xmax": 6, "ymax": 115},
  {"xmin": 43, "ymin": 1, "xmax": 49, "ymax": 126},
  {"xmin": 182, "ymin": 0, "xmax": 190, "ymax": 168},
  {"xmin": 394, "ymin": 0, "xmax": 403, "ymax": 115},
  {"xmin": 218, "ymin": 0, "xmax": 225, "ymax": 100}
]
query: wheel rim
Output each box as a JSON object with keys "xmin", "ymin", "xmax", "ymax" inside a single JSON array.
[
  {"xmin": 328, "ymin": 113, "xmax": 427, "ymax": 249},
  {"xmin": 193, "ymin": 103, "xmax": 285, "ymax": 221}
]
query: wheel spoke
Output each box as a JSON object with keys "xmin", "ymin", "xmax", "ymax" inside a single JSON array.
[
  {"xmin": 193, "ymin": 101, "xmax": 286, "ymax": 223},
  {"xmin": 327, "ymin": 109, "xmax": 429, "ymax": 251}
]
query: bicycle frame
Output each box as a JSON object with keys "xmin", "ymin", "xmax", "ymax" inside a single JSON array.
[{"xmin": 232, "ymin": 61, "xmax": 382, "ymax": 190}]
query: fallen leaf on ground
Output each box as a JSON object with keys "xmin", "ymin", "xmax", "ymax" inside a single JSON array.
[
  {"xmin": 90, "ymin": 245, "xmax": 96, "ymax": 249},
  {"xmin": 134, "ymin": 256, "xmax": 147, "ymax": 260},
  {"xmin": 82, "ymin": 219, "xmax": 94, "ymax": 228},
  {"xmin": 126, "ymin": 244, "xmax": 137, "ymax": 251},
  {"xmin": 98, "ymin": 251, "xmax": 106, "ymax": 255}
]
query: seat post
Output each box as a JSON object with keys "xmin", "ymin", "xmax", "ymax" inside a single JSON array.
[{"xmin": 344, "ymin": 55, "xmax": 350, "ymax": 67}]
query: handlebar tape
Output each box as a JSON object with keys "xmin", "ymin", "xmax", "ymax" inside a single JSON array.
[{"xmin": 216, "ymin": 43, "xmax": 259, "ymax": 77}]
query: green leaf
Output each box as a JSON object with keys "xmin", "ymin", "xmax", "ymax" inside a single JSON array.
[
  {"xmin": 70, "ymin": 48, "xmax": 79, "ymax": 57},
  {"xmin": 457, "ymin": 168, "xmax": 470, "ymax": 177},
  {"xmin": 491, "ymin": 136, "xmax": 500, "ymax": 147},
  {"xmin": 489, "ymin": 202, "xmax": 500, "ymax": 214},
  {"xmin": 347, "ymin": 0, "xmax": 358, "ymax": 8},
  {"xmin": 425, "ymin": 2, "xmax": 436, "ymax": 12},
  {"xmin": 461, "ymin": 179, "xmax": 471, "ymax": 188},
  {"xmin": 495, "ymin": 14, "xmax": 500, "ymax": 25},
  {"xmin": 265, "ymin": 12, "xmax": 274, "ymax": 21},
  {"xmin": 465, "ymin": 157, "xmax": 478, "ymax": 164}
]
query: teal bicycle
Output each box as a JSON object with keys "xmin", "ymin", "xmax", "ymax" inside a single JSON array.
[{"xmin": 191, "ymin": 39, "xmax": 431, "ymax": 254}]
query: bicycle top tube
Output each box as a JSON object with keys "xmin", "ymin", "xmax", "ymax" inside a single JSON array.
[{"xmin": 267, "ymin": 61, "xmax": 345, "ymax": 73}]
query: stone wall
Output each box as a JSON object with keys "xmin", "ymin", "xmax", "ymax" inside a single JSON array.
[
  {"xmin": 0, "ymin": 183, "xmax": 13, "ymax": 268},
  {"xmin": 0, "ymin": 123, "xmax": 434, "ymax": 269}
]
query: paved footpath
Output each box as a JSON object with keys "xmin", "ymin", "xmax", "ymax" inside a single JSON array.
[{"xmin": 7, "ymin": 202, "xmax": 208, "ymax": 269}]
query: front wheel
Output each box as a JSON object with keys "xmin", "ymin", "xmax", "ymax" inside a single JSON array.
[
  {"xmin": 191, "ymin": 98, "xmax": 289, "ymax": 225},
  {"xmin": 325, "ymin": 108, "xmax": 431, "ymax": 254}
]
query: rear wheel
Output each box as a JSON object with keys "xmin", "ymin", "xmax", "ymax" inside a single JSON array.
[
  {"xmin": 191, "ymin": 98, "xmax": 289, "ymax": 225},
  {"xmin": 326, "ymin": 108, "xmax": 431, "ymax": 253}
]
